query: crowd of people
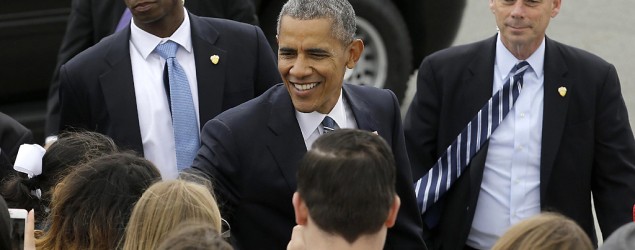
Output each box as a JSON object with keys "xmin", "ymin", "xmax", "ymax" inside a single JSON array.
[{"xmin": 2, "ymin": 0, "xmax": 635, "ymax": 249}]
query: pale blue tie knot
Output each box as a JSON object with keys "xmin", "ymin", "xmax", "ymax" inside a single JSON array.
[
  {"xmin": 154, "ymin": 40, "xmax": 199, "ymax": 171},
  {"xmin": 155, "ymin": 40, "xmax": 179, "ymax": 59}
]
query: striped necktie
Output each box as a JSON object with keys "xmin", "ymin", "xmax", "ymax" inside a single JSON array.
[{"xmin": 415, "ymin": 61, "xmax": 530, "ymax": 214}]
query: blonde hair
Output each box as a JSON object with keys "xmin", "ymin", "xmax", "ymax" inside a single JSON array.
[
  {"xmin": 122, "ymin": 178, "xmax": 222, "ymax": 250},
  {"xmin": 492, "ymin": 212, "xmax": 594, "ymax": 250}
]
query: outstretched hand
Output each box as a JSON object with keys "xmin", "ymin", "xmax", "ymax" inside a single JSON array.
[{"xmin": 24, "ymin": 209, "xmax": 35, "ymax": 250}]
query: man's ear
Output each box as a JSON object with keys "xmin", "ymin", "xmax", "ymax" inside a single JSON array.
[
  {"xmin": 384, "ymin": 195, "xmax": 401, "ymax": 228},
  {"xmin": 551, "ymin": 0, "xmax": 562, "ymax": 18},
  {"xmin": 292, "ymin": 192, "xmax": 309, "ymax": 225},
  {"xmin": 346, "ymin": 39, "xmax": 364, "ymax": 69}
]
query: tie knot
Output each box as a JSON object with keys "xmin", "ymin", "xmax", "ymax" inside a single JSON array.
[
  {"xmin": 321, "ymin": 116, "xmax": 338, "ymax": 133},
  {"xmin": 513, "ymin": 61, "xmax": 530, "ymax": 76},
  {"xmin": 155, "ymin": 40, "xmax": 179, "ymax": 59}
]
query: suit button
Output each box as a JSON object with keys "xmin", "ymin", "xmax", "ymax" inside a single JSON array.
[{"xmin": 466, "ymin": 206, "xmax": 470, "ymax": 211}]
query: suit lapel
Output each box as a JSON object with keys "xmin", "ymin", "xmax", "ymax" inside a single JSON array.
[
  {"xmin": 99, "ymin": 28, "xmax": 143, "ymax": 153},
  {"xmin": 342, "ymin": 85, "xmax": 379, "ymax": 132},
  {"xmin": 266, "ymin": 88, "xmax": 307, "ymax": 191},
  {"xmin": 539, "ymin": 38, "xmax": 570, "ymax": 199},
  {"xmin": 189, "ymin": 14, "xmax": 226, "ymax": 129}
]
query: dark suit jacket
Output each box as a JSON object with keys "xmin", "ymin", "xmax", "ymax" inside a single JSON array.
[
  {"xmin": 192, "ymin": 84, "xmax": 426, "ymax": 249},
  {"xmin": 47, "ymin": 0, "xmax": 258, "ymax": 135},
  {"xmin": 404, "ymin": 35, "xmax": 635, "ymax": 249},
  {"xmin": 0, "ymin": 112, "xmax": 33, "ymax": 181},
  {"xmin": 58, "ymin": 13, "xmax": 280, "ymax": 154}
]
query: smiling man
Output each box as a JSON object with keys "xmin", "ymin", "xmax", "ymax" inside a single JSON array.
[
  {"xmin": 404, "ymin": 0, "xmax": 635, "ymax": 249},
  {"xmin": 58, "ymin": 0, "xmax": 280, "ymax": 179},
  {"xmin": 190, "ymin": 0, "xmax": 425, "ymax": 249}
]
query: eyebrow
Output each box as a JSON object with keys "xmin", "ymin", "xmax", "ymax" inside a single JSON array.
[
  {"xmin": 279, "ymin": 47, "xmax": 296, "ymax": 53},
  {"xmin": 305, "ymin": 48, "xmax": 330, "ymax": 55}
]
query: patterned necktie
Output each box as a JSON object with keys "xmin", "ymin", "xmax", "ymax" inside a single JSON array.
[
  {"xmin": 155, "ymin": 41, "xmax": 200, "ymax": 170},
  {"xmin": 321, "ymin": 116, "xmax": 338, "ymax": 134},
  {"xmin": 415, "ymin": 61, "xmax": 530, "ymax": 214}
]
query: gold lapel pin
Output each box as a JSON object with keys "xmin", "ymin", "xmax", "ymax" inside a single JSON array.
[
  {"xmin": 558, "ymin": 86, "xmax": 567, "ymax": 97},
  {"xmin": 210, "ymin": 55, "xmax": 220, "ymax": 65}
]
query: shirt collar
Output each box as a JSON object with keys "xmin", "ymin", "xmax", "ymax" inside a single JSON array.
[
  {"xmin": 495, "ymin": 33, "xmax": 545, "ymax": 80},
  {"xmin": 296, "ymin": 89, "xmax": 347, "ymax": 140},
  {"xmin": 130, "ymin": 8, "xmax": 192, "ymax": 59}
]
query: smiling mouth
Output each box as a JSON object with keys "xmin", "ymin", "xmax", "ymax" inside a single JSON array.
[{"xmin": 293, "ymin": 82, "xmax": 320, "ymax": 91}]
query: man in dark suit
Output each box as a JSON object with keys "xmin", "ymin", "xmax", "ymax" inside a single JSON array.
[
  {"xmin": 404, "ymin": 0, "xmax": 635, "ymax": 249},
  {"xmin": 191, "ymin": 0, "xmax": 425, "ymax": 249},
  {"xmin": 46, "ymin": 0, "xmax": 258, "ymax": 144},
  {"xmin": 58, "ymin": 0, "xmax": 280, "ymax": 179},
  {"xmin": 0, "ymin": 112, "xmax": 34, "ymax": 180}
]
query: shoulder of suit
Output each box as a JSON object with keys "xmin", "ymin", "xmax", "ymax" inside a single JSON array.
[
  {"xmin": 546, "ymin": 38, "xmax": 611, "ymax": 68},
  {"xmin": 191, "ymin": 13, "xmax": 257, "ymax": 34},
  {"xmin": 216, "ymin": 83, "xmax": 286, "ymax": 117},
  {"xmin": 64, "ymin": 30, "xmax": 125, "ymax": 70},
  {"xmin": 422, "ymin": 36, "xmax": 495, "ymax": 67}
]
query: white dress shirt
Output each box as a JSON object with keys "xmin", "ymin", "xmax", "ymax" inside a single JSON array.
[
  {"xmin": 129, "ymin": 9, "xmax": 200, "ymax": 179},
  {"xmin": 296, "ymin": 89, "xmax": 358, "ymax": 149},
  {"xmin": 466, "ymin": 34, "xmax": 545, "ymax": 249}
]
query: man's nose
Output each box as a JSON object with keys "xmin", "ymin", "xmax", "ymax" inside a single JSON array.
[{"xmin": 289, "ymin": 56, "xmax": 312, "ymax": 78}]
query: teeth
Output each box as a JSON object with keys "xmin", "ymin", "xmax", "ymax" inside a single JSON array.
[{"xmin": 294, "ymin": 82, "xmax": 319, "ymax": 91}]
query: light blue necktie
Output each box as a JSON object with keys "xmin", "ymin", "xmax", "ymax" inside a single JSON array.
[
  {"xmin": 415, "ymin": 61, "xmax": 530, "ymax": 217},
  {"xmin": 155, "ymin": 41, "xmax": 200, "ymax": 170}
]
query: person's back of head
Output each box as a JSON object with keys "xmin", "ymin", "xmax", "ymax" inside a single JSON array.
[
  {"xmin": 37, "ymin": 152, "xmax": 161, "ymax": 250},
  {"xmin": 293, "ymin": 129, "xmax": 400, "ymax": 248},
  {"xmin": 122, "ymin": 177, "xmax": 222, "ymax": 250},
  {"xmin": 599, "ymin": 222, "xmax": 635, "ymax": 250},
  {"xmin": 156, "ymin": 221, "xmax": 233, "ymax": 250},
  {"xmin": 491, "ymin": 212, "xmax": 593, "ymax": 250},
  {"xmin": 1, "ymin": 131, "xmax": 118, "ymax": 219}
]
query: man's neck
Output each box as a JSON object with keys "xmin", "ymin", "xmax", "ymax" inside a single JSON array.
[{"xmin": 302, "ymin": 224, "xmax": 386, "ymax": 250}]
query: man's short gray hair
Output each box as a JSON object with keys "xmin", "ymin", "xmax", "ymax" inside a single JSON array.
[{"xmin": 276, "ymin": 0, "xmax": 356, "ymax": 45}]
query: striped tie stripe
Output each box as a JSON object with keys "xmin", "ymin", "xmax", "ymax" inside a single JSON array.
[{"xmin": 415, "ymin": 61, "xmax": 530, "ymax": 214}]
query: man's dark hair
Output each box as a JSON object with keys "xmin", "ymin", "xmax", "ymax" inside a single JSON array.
[{"xmin": 296, "ymin": 129, "xmax": 396, "ymax": 244}]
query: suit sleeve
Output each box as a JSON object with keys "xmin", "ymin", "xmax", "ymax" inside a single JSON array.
[
  {"xmin": 58, "ymin": 64, "xmax": 91, "ymax": 133},
  {"xmin": 253, "ymin": 25, "xmax": 281, "ymax": 96},
  {"xmin": 404, "ymin": 59, "xmax": 441, "ymax": 181},
  {"xmin": 46, "ymin": 0, "xmax": 96, "ymax": 136},
  {"xmin": 191, "ymin": 119, "xmax": 242, "ymax": 222},
  {"xmin": 383, "ymin": 89, "xmax": 427, "ymax": 249},
  {"xmin": 591, "ymin": 64, "xmax": 635, "ymax": 237}
]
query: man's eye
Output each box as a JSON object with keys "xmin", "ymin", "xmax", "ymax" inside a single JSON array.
[{"xmin": 310, "ymin": 53, "xmax": 328, "ymax": 59}]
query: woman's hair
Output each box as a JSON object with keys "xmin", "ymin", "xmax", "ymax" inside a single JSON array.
[
  {"xmin": 156, "ymin": 221, "xmax": 233, "ymax": 250},
  {"xmin": 36, "ymin": 152, "xmax": 161, "ymax": 250},
  {"xmin": 491, "ymin": 212, "xmax": 594, "ymax": 250},
  {"xmin": 122, "ymin": 177, "xmax": 222, "ymax": 250},
  {"xmin": 1, "ymin": 131, "xmax": 119, "ymax": 218}
]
